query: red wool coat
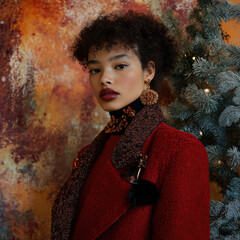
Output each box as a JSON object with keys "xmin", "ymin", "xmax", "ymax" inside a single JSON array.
[{"xmin": 51, "ymin": 103, "xmax": 210, "ymax": 240}]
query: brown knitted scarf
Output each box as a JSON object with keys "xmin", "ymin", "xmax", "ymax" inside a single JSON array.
[{"xmin": 51, "ymin": 102, "xmax": 164, "ymax": 240}]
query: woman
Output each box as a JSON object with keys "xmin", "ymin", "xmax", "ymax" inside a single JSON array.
[{"xmin": 51, "ymin": 10, "xmax": 210, "ymax": 240}]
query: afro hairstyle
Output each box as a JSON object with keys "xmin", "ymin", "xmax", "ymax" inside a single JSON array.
[{"xmin": 70, "ymin": 10, "xmax": 179, "ymax": 91}]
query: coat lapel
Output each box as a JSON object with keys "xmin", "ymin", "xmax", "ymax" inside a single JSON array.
[
  {"xmin": 51, "ymin": 103, "xmax": 164, "ymax": 240},
  {"xmin": 112, "ymin": 103, "xmax": 165, "ymax": 169}
]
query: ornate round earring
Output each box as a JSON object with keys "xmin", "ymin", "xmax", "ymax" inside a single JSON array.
[{"xmin": 140, "ymin": 80, "xmax": 159, "ymax": 105}]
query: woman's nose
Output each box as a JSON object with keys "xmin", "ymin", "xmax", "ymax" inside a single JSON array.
[{"xmin": 100, "ymin": 70, "xmax": 112, "ymax": 85}]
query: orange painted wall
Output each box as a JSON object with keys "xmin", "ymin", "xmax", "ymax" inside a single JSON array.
[
  {"xmin": 0, "ymin": 0, "xmax": 238, "ymax": 239},
  {"xmin": 222, "ymin": 0, "xmax": 240, "ymax": 45}
]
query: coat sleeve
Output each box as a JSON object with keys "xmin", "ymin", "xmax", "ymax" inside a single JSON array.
[{"xmin": 152, "ymin": 137, "xmax": 210, "ymax": 239}]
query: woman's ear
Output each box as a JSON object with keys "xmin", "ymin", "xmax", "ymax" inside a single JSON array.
[{"xmin": 143, "ymin": 61, "xmax": 155, "ymax": 84}]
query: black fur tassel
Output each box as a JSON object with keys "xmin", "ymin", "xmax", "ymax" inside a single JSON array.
[{"xmin": 128, "ymin": 179, "xmax": 159, "ymax": 208}]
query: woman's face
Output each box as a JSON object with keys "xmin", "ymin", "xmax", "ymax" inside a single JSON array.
[{"xmin": 87, "ymin": 45, "xmax": 155, "ymax": 111}]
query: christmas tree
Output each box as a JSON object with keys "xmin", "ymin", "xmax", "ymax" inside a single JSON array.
[{"xmin": 162, "ymin": 0, "xmax": 240, "ymax": 239}]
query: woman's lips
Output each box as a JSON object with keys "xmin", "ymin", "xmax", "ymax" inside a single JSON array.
[{"xmin": 99, "ymin": 88, "xmax": 119, "ymax": 100}]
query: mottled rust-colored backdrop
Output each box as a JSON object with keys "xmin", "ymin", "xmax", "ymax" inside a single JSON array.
[{"xmin": 0, "ymin": 0, "xmax": 238, "ymax": 239}]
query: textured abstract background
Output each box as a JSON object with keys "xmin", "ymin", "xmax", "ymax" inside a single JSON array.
[{"xmin": 0, "ymin": 0, "xmax": 238, "ymax": 239}]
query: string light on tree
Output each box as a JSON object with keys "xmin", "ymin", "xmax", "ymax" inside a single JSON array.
[
  {"xmin": 214, "ymin": 160, "xmax": 223, "ymax": 167},
  {"xmin": 204, "ymin": 88, "xmax": 210, "ymax": 94},
  {"xmin": 192, "ymin": 56, "xmax": 196, "ymax": 60},
  {"xmin": 199, "ymin": 131, "xmax": 203, "ymax": 136}
]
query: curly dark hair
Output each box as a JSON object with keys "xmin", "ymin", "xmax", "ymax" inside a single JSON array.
[{"xmin": 70, "ymin": 10, "xmax": 179, "ymax": 91}]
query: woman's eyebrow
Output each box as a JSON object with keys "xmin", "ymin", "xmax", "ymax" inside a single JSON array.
[
  {"xmin": 87, "ymin": 54, "xmax": 130, "ymax": 66},
  {"xmin": 108, "ymin": 54, "xmax": 130, "ymax": 61},
  {"xmin": 87, "ymin": 60, "xmax": 99, "ymax": 66}
]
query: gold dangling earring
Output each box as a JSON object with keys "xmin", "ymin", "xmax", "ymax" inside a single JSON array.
[{"xmin": 140, "ymin": 80, "xmax": 159, "ymax": 105}]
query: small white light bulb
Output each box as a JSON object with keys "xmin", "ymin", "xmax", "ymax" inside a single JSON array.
[{"xmin": 204, "ymin": 88, "xmax": 210, "ymax": 94}]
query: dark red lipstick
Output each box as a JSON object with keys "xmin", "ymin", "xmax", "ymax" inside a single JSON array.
[{"xmin": 99, "ymin": 88, "xmax": 119, "ymax": 100}]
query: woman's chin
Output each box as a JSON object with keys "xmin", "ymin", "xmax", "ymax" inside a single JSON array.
[
  {"xmin": 98, "ymin": 100, "xmax": 125, "ymax": 112},
  {"xmin": 100, "ymin": 104, "xmax": 121, "ymax": 112}
]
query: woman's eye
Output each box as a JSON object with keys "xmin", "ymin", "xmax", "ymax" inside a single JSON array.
[
  {"xmin": 89, "ymin": 69, "xmax": 100, "ymax": 74},
  {"xmin": 115, "ymin": 64, "xmax": 127, "ymax": 70}
]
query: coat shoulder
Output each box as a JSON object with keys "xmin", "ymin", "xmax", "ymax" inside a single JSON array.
[{"xmin": 153, "ymin": 122, "xmax": 205, "ymax": 150}]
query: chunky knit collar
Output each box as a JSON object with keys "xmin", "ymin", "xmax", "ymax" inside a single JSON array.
[{"xmin": 105, "ymin": 97, "xmax": 144, "ymax": 135}]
